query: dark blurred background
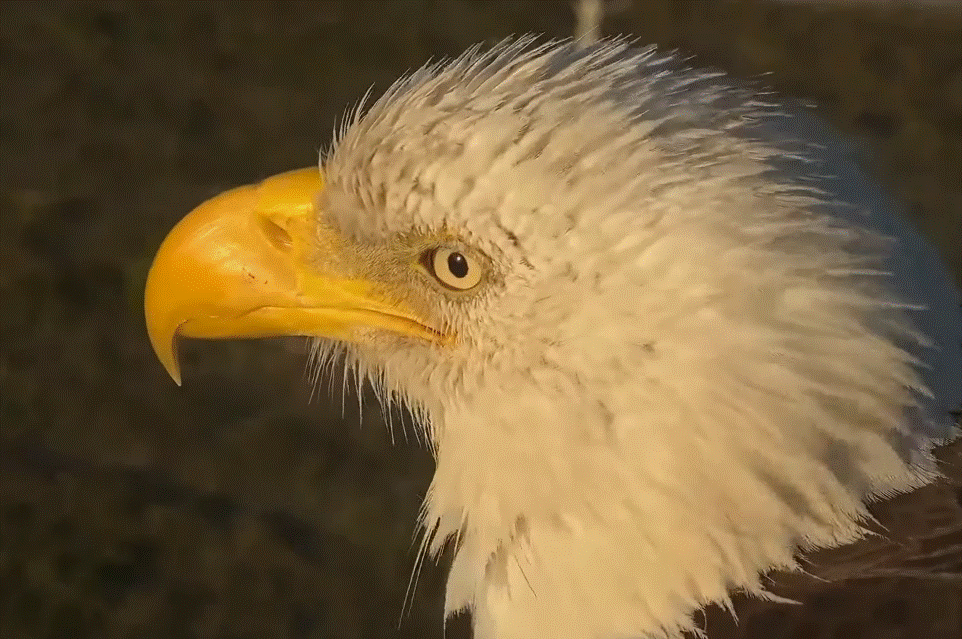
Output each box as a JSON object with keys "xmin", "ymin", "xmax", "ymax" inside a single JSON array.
[{"xmin": 0, "ymin": 1, "xmax": 959, "ymax": 638}]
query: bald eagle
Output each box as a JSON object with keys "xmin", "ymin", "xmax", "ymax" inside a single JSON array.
[{"xmin": 145, "ymin": 40, "xmax": 962, "ymax": 639}]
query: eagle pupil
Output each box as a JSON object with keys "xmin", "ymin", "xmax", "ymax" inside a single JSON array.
[{"xmin": 448, "ymin": 252, "xmax": 468, "ymax": 278}]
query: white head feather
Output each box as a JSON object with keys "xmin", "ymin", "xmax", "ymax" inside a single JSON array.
[{"xmin": 315, "ymin": 39, "xmax": 962, "ymax": 639}]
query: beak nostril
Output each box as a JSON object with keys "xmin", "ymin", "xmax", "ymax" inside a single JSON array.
[{"xmin": 262, "ymin": 217, "xmax": 293, "ymax": 252}]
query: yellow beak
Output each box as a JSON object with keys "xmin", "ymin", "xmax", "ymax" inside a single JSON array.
[{"xmin": 144, "ymin": 167, "xmax": 442, "ymax": 385}]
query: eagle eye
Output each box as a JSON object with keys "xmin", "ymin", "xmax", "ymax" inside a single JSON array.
[{"xmin": 423, "ymin": 247, "xmax": 483, "ymax": 291}]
